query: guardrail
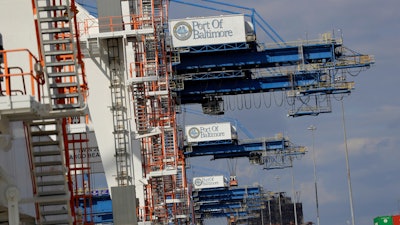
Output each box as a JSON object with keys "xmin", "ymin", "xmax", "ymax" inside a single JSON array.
[{"xmin": 0, "ymin": 48, "xmax": 44, "ymax": 102}]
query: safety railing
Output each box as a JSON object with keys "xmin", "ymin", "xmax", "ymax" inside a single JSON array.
[
  {"xmin": 0, "ymin": 48, "xmax": 44, "ymax": 102},
  {"xmin": 262, "ymin": 33, "xmax": 343, "ymax": 49},
  {"xmin": 78, "ymin": 14, "xmax": 161, "ymax": 36},
  {"xmin": 333, "ymin": 54, "xmax": 375, "ymax": 68}
]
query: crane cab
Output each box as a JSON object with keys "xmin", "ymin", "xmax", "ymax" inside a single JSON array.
[{"xmin": 229, "ymin": 175, "xmax": 238, "ymax": 186}]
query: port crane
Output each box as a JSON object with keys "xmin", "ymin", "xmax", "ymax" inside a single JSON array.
[
  {"xmin": 182, "ymin": 121, "xmax": 305, "ymax": 224},
  {"xmin": 170, "ymin": 0, "xmax": 374, "ymax": 117},
  {"xmin": 0, "ymin": 0, "xmax": 374, "ymax": 225}
]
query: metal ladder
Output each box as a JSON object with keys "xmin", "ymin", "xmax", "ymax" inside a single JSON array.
[
  {"xmin": 150, "ymin": 176, "xmax": 167, "ymax": 222},
  {"xmin": 131, "ymin": 80, "xmax": 150, "ymax": 134},
  {"xmin": 141, "ymin": 0, "xmax": 153, "ymax": 17},
  {"xmin": 150, "ymin": 136, "xmax": 163, "ymax": 171},
  {"xmin": 163, "ymin": 128, "xmax": 175, "ymax": 164},
  {"xmin": 34, "ymin": 0, "xmax": 83, "ymax": 110},
  {"xmin": 107, "ymin": 38, "xmax": 132, "ymax": 185},
  {"xmin": 27, "ymin": 119, "xmax": 72, "ymax": 225}
]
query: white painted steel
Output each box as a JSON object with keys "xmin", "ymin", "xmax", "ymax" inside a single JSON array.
[
  {"xmin": 185, "ymin": 122, "xmax": 236, "ymax": 143},
  {"xmin": 169, "ymin": 14, "xmax": 247, "ymax": 47},
  {"xmin": 192, "ymin": 175, "xmax": 228, "ymax": 190}
]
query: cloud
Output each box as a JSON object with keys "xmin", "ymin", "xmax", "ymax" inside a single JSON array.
[
  {"xmin": 343, "ymin": 137, "xmax": 397, "ymax": 155},
  {"xmin": 299, "ymin": 179, "xmax": 339, "ymax": 205}
]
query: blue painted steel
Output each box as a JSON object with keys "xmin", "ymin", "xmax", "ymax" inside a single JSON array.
[
  {"xmin": 79, "ymin": 192, "xmax": 113, "ymax": 224},
  {"xmin": 180, "ymin": 42, "xmax": 252, "ymax": 53},
  {"xmin": 76, "ymin": 0, "xmax": 98, "ymax": 17},
  {"xmin": 194, "ymin": 187, "xmax": 261, "ymax": 198},
  {"xmin": 185, "ymin": 138, "xmax": 288, "ymax": 158},
  {"xmin": 178, "ymin": 72, "xmax": 321, "ymax": 104},
  {"xmin": 198, "ymin": 202, "xmax": 242, "ymax": 210},
  {"xmin": 186, "ymin": 140, "xmax": 284, "ymax": 158},
  {"xmin": 172, "ymin": 41, "xmax": 350, "ymax": 104},
  {"xmin": 193, "ymin": 186, "xmax": 263, "ymax": 219},
  {"xmin": 196, "ymin": 139, "xmax": 235, "ymax": 146},
  {"xmin": 198, "ymin": 211, "xmax": 249, "ymax": 218},
  {"xmin": 174, "ymin": 44, "xmax": 339, "ymax": 74}
]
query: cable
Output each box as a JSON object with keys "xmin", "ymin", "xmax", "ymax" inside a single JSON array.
[
  {"xmin": 262, "ymin": 92, "xmax": 272, "ymax": 108},
  {"xmin": 346, "ymin": 68, "xmax": 362, "ymax": 77},
  {"xmin": 286, "ymin": 91, "xmax": 295, "ymax": 106},
  {"xmin": 253, "ymin": 92, "xmax": 262, "ymax": 109},
  {"xmin": 227, "ymin": 96, "xmax": 235, "ymax": 111},
  {"xmin": 298, "ymin": 95, "xmax": 311, "ymax": 105},
  {"xmin": 273, "ymin": 91, "xmax": 284, "ymax": 107},
  {"xmin": 236, "ymin": 94, "xmax": 244, "ymax": 110},
  {"xmin": 333, "ymin": 93, "xmax": 347, "ymax": 101},
  {"xmin": 244, "ymin": 94, "xmax": 252, "ymax": 109}
]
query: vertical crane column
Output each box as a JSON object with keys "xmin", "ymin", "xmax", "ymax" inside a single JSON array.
[
  {"xmin": 128, "ymin": 0, "xmax": 189, "ymax": 223},
  {"xmin": 107, "ymin": 38, "xmax": 132, "ymax": 186}
]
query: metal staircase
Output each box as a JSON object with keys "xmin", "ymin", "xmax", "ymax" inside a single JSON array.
[
  {"xmin": 132, "ymin": 40, "xmax": 150, "ymax": 134},
  {"xmin": 150, "ymin": 176, "xmax": 167, "ymax": 222},
  {"xmin": 26, "ymin": 119, "xmax": 72, "ymax": 225},
  {"xmin": 33, "ymin": 0, "xmax": 84, "ymax": 110}
]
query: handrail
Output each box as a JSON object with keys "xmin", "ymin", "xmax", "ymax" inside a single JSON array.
[
  {"xmin": 262, "ymin": 35, "xmax": 343, "ymax": 49},
  {"xmin": 0, "ymin": 48, "xmax": 44, "ymax": 102},
  {"xmin": 78, "ymin": 14, "xmax": 162, "ymax": 36}
]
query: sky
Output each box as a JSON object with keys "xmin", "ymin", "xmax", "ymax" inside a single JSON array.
[
  {"xmin": 168, "ymin": 1, "xmax": 400, "ymax": 225},
  {"xmin": 1, "ymin": 1, "xmax": 399, "ymax": 225}
]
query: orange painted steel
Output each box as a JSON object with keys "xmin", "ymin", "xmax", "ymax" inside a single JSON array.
[
  {"xmin": 0, "ymin": 49, "xmax": 44, "ymax": 99},
  {"xmin": 129, "ymin": 0, "xmax": 190, "ymax": 223},
  {"xmin": 66, "ymin": 117, "xmax": 94, "ymax": 225}
]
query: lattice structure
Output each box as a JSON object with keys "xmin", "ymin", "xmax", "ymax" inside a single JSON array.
[
  {"xmin": 66, "ymin": 116, "xmax": 94, "ymax": 225},
  {"xmin": 128, "ymin": 0, "xmax": 190, "ymax": 223}
]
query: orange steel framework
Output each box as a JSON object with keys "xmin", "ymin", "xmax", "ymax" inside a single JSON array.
[
  {"xmin": 0, "ymin": 0, "xmax": 194, "ymax": 223},
  {"xmin": 129, "ymin": 0, "xmax": 190, "ymax": 223},
  {"xmin": 0, "ymin": 49, "xmax": 44, "ymax": 97},
  {"xmin": 65, "ymin": 115, "xmax": 94, "ymax": 225}
]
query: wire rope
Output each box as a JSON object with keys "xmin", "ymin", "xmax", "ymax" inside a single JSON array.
[
  {"xmin": 333, "ymin": 93, "xmax": 347, "ymax": 101},
  {"xmin": 330, "ymin": 67, "xmax": 339, "ymax": 77},
  {"xmin": 286, "ymin": 91, "xmax": 295, "ymax": 106},
  {"xmin": 226, "ymin": 158, "xmax": 238, "ymax": 177},
  {"xmin": 346, "ymin": 67, "xmax": 362, "ymax": 77},
  {"xmin": 262, "ymin": 92, "xmax": 272, "ymax": 108},
  {"xmin": 273, "ymin": 91, "xmax": 284, "ymax": 107},
  {"xmin": 253, "ymin": 92, "xmax": 262, "ymax": 109},
  {"xmin": 298, "ymin": 95, "xmax": 311, "ymax": 105},
  {"xmin": 228, "ymin": 96, "xmax": 235, "ymax": 111},
  {"xmin": 236, "ymin": 94, "xmax": 244, "ymax": 110},
  {"xmin": 244, "ymin": 94, "xmax": 252, "ymax": 110},
  {"xmin": 319, "ymin": 93, "xmax": 328, "ymax": 102}
]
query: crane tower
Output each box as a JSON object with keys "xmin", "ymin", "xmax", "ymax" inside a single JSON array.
[
  {"xmin": 80, "ymin": 0, "xmax": 189, "ymax": 224},
  {"xmin": 0, "ymin": 0, "xmax": 374, "ymax": 224}
]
